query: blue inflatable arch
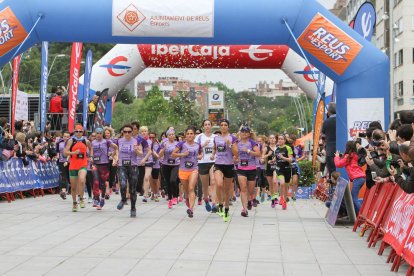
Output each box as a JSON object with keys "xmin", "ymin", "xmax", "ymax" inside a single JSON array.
[{"xmin": 0, "ymin": 0, "xmax": 389, "ymax": 152}]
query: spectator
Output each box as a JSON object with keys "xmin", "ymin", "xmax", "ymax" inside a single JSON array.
[
  {"xmin": 49, "ymin": 86, "xmax": 64, "ymax": 130},
  {"xmin": 321, "ymin": 102, "xmax": 336, "ymax": 177},
  {"xmin": 87, "ymin": 94, "xmax": 99, "ymax": 129}
]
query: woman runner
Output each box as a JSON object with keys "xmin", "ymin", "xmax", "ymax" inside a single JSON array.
[
  {"xmin": 115, "ymin": 124, "xmax": 143, "ymax": 217},
  {"xmin": 56, "ymin": 130, "xmax": 71, "ymax": 200},
  {"xmin": 149, "ymin": 132, "xmax": 161, "ymax": 201},
  {"xmin": 64, "ymin": 124, "xmax": 93, "ymax": 212},
  {"xmin": 263, "ymin": 134, "xmax": 278, "ymax": 208},
  {"xmin": 172, "ymin": 126, "xmax": 203, "ymax": 218},
  {"xmin": 274, "ymin": 134, "xmax": 293, "ymax": 210},
  {"xmin": 210, "ymin": 119, "xmax": 239, "ymax": 222},
  {"xmin": 104, "ymin": 127, "xmax": 119, "ymax": 194},
  {"xmin": 236, "ymin": 126, "xmax": 261, "ymax": 217}
]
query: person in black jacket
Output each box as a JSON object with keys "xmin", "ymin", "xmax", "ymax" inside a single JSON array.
[{"xmin": 321, "ymin": 102, "xmax": 336, "ymax": 177}]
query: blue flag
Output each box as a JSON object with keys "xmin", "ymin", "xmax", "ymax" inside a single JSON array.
[
  {"xmin": 39, "ymin": 41, "xmax": 48, "ymax": 132},
  {"xmin": 83, "ymin": 50, "xmax": 93, "ymax": 130}
]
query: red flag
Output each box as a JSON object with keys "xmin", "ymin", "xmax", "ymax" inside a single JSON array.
[
  {"xmin": 11, "ymin": 55, "xmax": 22, "ymax": 136},
  {"xmin": 67, "ymin": 42, "xmax": 83, "ymax": 132}
]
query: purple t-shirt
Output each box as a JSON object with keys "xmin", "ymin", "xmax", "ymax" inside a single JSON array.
[
  {"xmin": 176, "ymin": 141, "xmax": 202, "ymax": 171},
  {"xmin": 116, "ymin": 138, "xmax": 139, "ymax": 166},
  {"xmin": 237, "ymin": 139, "xmax": 257, "ymax": 170},
  {"xmin": 214, "ymin": 134, "xmax": 238, "ymax": 165},
  {"xmin": 160, "ymin": 140, "xmax": 179, "ymax": 166},
  {"xmin": 152, "ymin": 142, "xmax": 161, "ymax": 169},
  {"xmin": 135, "ymin": 136, "xmax": 149, "ymax": 165},
  {"xmin": 256, "ymin": 143, "xmax": 265, "ymax": 169},
  {"xmin": 57, "ymin": 139, "xmax": 67, "ymax": 163},
  {"xmin": 92, "ymin": 139, "xmax": 112, "ymax": 164}
]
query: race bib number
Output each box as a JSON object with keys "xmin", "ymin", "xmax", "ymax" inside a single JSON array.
[
  {"xmin": 185, "ymin": 161, "xmax": 194, "ymax": 168},
  {"xmin": 240, "ymin": 160, "xmax": 248, "ymax": 167},
  {"xmin": 77, "ymin": 154, "xmax": 84, "ymax": 159},
  {"xmin": 270, "ymin": 165, "xmax": 279, "ymax": 170},
  {"xmin": 217, "ymin": 145, "xmax": 226, "ymax": 152},
  {"xmin": 168, "ymin": 158, "xmax": 175, "ymax": 165},
  {"xmin": 204, "ymin": 147, "xmax": 213, "ymax": 154},
  {"xmin": 93, "ymin": 156, "xmax": 100, "ymax": 162},
  {"xmin": 122, "ymin": 160, "xmax": 131, "ymax": 166}
]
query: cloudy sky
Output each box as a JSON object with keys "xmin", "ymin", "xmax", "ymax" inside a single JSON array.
[{"xmin": 136, "ymin": 0, "xmax": 336, "ymax": 92}]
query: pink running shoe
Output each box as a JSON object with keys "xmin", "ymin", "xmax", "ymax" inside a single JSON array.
[
  {"xmin": 172, "ymin": 198, "xmax": 178, "ymax": 205},
  {"xmin": 178, "ymin": 197, "xmax": 183, "ymax": 202},
  {"xmin": 168, "ymin": 200, "xmax": 173, "ymax": 209}
]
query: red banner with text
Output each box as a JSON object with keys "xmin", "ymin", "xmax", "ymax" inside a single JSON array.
[
  {"xmin": 403, "ymin": 221, "xmax": 414, "ymax": 267},
  {"xmin": 383, "ymin": 192, "xmax": 414, "ymax": 255},
  {"xmin": 67, "ymin": 42, "xmax": 83, "ymax": 132},
  {"xmin": 11, "ymin": 54, "xmax": 22, "ymax": 136},
  {"xmin": 312, "ymin": 99, "xmax": 325, "ymax": 167}
]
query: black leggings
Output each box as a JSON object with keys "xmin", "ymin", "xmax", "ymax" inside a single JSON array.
[
  {"xmin": 58, "ymin": 162, "xmax": 70, "ymax": 191},
  {"xmin": 108, "ymin": 162, "xmax": 118, "ymax": 189},
  {"xmin": 118, "ymin": 166, "xmax": 139, "ymax": 210},
  {"xmin": 256, "ymin": 167, "xmax": 267, "ymax": 188},
  {"xmin": 86, "ymin": 170, "xmax": 93, "ymax": 198},
  {"xmin": 137, "ymin": 166, "xmax": 145, "ymax": 195},
  {"xmin": 162, "ymin": 165, "xmax": 179, "ymax": 200}
]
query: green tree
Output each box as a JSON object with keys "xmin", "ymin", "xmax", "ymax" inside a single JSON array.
[
  {"xmin": 116, "ymin": 88, "xmax": 134, "ymax": 104},
  {"xmin": 169, "ymin": 91, "xmax": 202, "ymax": 126},
  {"xmin": 140, "ymin": 86, "xmax": 171, "ymax": 125}
]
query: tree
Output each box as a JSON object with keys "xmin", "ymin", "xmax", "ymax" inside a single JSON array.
[
  {"xmin": 169, "ymin": 91, "xmax": 202, "ymax": 126},
  {"xmin": 140, "ymin": 86, "xmax": 171, "ymax": 125},
  {"xmin": 116, "ymin": 88, "xmax": 134, "ymax": 104}
]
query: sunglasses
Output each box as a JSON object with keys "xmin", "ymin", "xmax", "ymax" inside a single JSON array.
[
  {"xmin": 123, "ymin": 130, "xmax": 132, "ymax": 134},
  {"xmin": 74, "ymin": 130, "xmax": 83, "ymax": 133},
  {"xmin": 96, "ymin": 132, "xmax": 103, "ymax": 134},
  {"xmin": 149, "ymin": 136, "xmax": 156, "ymax": 139}
]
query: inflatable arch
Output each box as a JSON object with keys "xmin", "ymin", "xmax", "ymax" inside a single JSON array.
[
  {"xmin": 79, "ymin": 44, "xmax": 334, "ymax": 101},
  {"xmin": 0, "ymin": 0, "xmax": 389, "ymax": 152}
]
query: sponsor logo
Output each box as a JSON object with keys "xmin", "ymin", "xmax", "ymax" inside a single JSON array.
[
  {"xmin": 212, "ymin": 93, "xmax": 219, "ymax": 100},
  {"xmin": 69, "ymin": 43, "xmax": 83, "ymax": 122},
  {"xmin": 298, "ymin": 13, "xmax": 362, "ymax": 75},
  {"xmin": 349, "ymin": 120, "xmax": 374, "ymax": 137},
  {"xmin": 354, "ymin": 2, "xmax": 376, "ymax": 41},
  {"xmin": 117, "ymin": 4, "xmax": 146, "ymax": 32},
  {"xmin": 238, "ymin": 45, "xmax": 273, "ymax": 61},
  {"xmin": 100, "ymin": 56, "xmax": 131, "ymax": 77},
  {"xmin": 0, "ymin": 7, "xmax": 28, "ymax": 57},
  {"xmin": 150, "ymin": 44, "xmax": 230, "ymax": 60},
  {"xmin": 294, "ymin": 65, "xmax": 320, "ymax": 82}
]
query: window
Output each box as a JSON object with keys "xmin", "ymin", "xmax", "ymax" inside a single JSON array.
[
  {"xmin": 398, "ymin": 98, "xmax": 404, "ymax": 106},
  {"xmin": 395, "ymin": 17, "xmax": 404, "ymax": 36},
  {"xmin": 395, "ymin": 49, "xmax": 403, "ymax": 67},
  {"xmin": 398, "ymin": 81, "xmax": 404, "ymax": 97}
]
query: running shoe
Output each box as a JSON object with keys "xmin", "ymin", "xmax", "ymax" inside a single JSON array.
[
  {"xmin": 117, "ymin": 200, "xmax": 126, "ymax": 210},
  {"xmin": 286, "ymin": 197, "xmax": 290, "ymax": 203},
  {"xmin": 271, "ymin": 200, "xmax": 276, "ymax": 208},
  {"xmin": 172, "ymin": 198, "xmax": 178, "ymax": 205},
  {"xmin": 112, "ymin": 187, "xmax": 117, "ymax": 193},
  {"xmin": 218, "ymin": 206, "xmax": 224, "ymax": 217},
  {"xmin": 88, "ymin": 197, "xmax": 93, "ymax": 204},
  {"xmin": 161, "ymin": 190, "xmax": 165, "ymax": 198},
  {"xmin": 155, "ymin": 197, "xmax": 160, "ymax": 202},
  {"xmin": 72, "ymin": 202, "xmax": 78, "ymax": 212},
  {"xmin": 185, "ymin": 198, "xmax": 190, "ymax": 208},
  {"xmin": 281, "ymin": 198, "xmax": 287, "ymax": 210},
  {"xmin": 168, "ymin": 200, "xmax": 173, "ymax": 209},
  {"xmin": 292, "ymin": 195, "xmax": 297, "ymax": 201},
  {"xmin": 232, "ymin": 196, "xmax": 237, "ymax": 201},
  {"xmin": 247, "ymin": 200, "xmax": 252, "ymax": 211},
  {"xmin": 187, "ymin": 208, "xmax": 194, "ymax": 218},
  {"xmin": 143, "ymin": 197, "xmax": 148, "ymax": 203},
  {"xmin": 105, "ymin": 194, "xmax": 110, "ymax": 200},
  {"xmin": 205, "ymin": 200, "xmax": 212, "ymax": 212},
  {"xmin": 93, "ymin": 199, "xmax": 99, "ymax": 207},
  {"xmin": 60, "ymin": 191, "xmax": 66, "ymax": 200},
  {"xmin": 211, "ymin": 204, "xmax": 217, "ymax": 213},
  {"xmin": 79, "ymin": 199, "xmax": 86, "ymax": 208},
  {"xmin": 130, "ymin": 209, "xmax": 136, "ymax": 217},
  {"xmin": 268, "ymin": 195, "xmax": 272, "ymax": 201},
  {"xmin": 241, "ymin": 209, "xmax": 248, "ymax": 217},
  {"xmin": 99, "ymin": 198, "xmax": 105, "ymax": 208},
  {"xmin": 115, "ymin": 189, "xmax": 119, "ymax": 195},
  {"xmin": 178, "ymin": 197, "xmax": 183, "ymax": 202},
  {"xmin": 253, "ymin": 199, "xmax": 258, "ymax": 207},
  {"xmin": 223, "ymin": 212, "xmax": 230, "ymax": 222},
  {"xmin": 96, "ymin": 205, "xmax": 102, "ymax": 210},
  {"xmin": 198, "ymin": 198, "xmax": 202, "ymax": 205},
  {"xmin": 260, "ymin": 193, "xmax": 265, "ymax": 203}
]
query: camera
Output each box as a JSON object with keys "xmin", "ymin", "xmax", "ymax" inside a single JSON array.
[{"xmin": 390, "ymin": 160, "xmax": 400, "ymax": 168}]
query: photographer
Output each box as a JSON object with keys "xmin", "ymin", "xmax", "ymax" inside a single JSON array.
[{"xmin": 376, "ymin": 144, "xmax": 414, "ymax": 194}]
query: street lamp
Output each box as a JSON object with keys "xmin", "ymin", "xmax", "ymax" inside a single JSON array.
[{"xmin": 48, "ymin": 54, "xmax": 66, "ymax": 77}]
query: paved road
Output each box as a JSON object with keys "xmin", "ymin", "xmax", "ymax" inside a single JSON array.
[{"xmin": 0, "ymin": 194, "xmax": 407, "ymax": 275}]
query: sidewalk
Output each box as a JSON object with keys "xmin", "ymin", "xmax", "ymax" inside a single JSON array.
[{"xmin": 0, "ymin": 194, "xmax": 407, "ymax": 276}]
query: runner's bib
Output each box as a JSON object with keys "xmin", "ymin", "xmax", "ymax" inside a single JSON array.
[
  {"xmin": 185, "ymin": 161, "xmax": 194, "ymax": 168},
  {"xmin": 122, "ymin": 160, "xmax": 131, "ymax": 166}
]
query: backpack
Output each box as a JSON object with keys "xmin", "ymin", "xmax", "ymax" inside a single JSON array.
[{"xmin": 61, "ymin": 94, "xmax": 68, "ymax": 108}]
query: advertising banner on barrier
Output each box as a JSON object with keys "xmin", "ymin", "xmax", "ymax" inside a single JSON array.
[
  {"xmin": 112, "ymin": 0, "xmax": 214, "ymax": 38},
  {"xmin": 347, "ymin": 98, "xmax": 384, "ymax": 141},
  {"xmin": 15, "ymin": 90, "xmax": 28, "ymax": 121},
  {"xmin": 93, "ymin": 88, "xmax": 109, "ymax": 130},
  {"xmin": 298, "ymin": 13, "xmax": 363, "ymax": 75},
  {"xmin": 403, "ymin": 221, "xmax": 414, "ymax": 267},
  {"xmin": 39, "ymin": 41, "xmax": 49, "ymax": 132},
  {"xmin": 383, "ymin": 193, "xmax": 414, "ymax": 255},
  {"xmin": 67, "ymin": 42, "xmax": 83, "ymax": 132},
  {"xmin": 83, "ymin": 50, "xmax": 93, "ymax": 130},
  {"xmin": 11, "ymin": 54, "xmax": 21, "ymax": 136}
]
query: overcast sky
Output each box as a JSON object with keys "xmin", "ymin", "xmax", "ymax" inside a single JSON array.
[{"xmin": 136, "ymin": 0, "xmax": 336, "ymax": 92}]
